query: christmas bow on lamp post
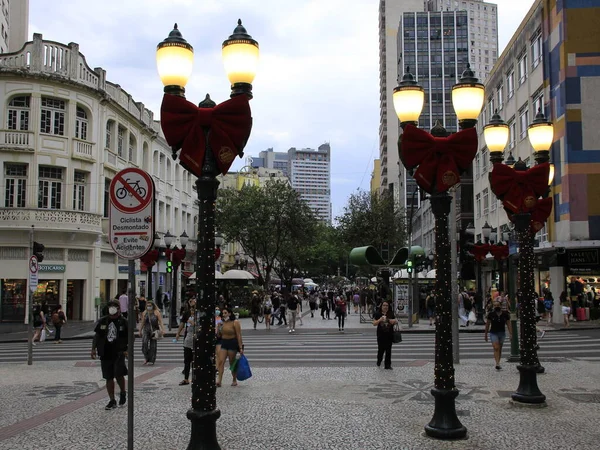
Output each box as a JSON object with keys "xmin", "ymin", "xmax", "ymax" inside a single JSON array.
[
  {"xmin": 157, "ymin": 20, "xmax": 259, "ymax": 450},
  {"xmin": 485, "ymin": 105, "xmax": 555, "ymax": 406},
  {"xmin": 393, "ymin": 65, "xmax": 483, "ymax": 440}
]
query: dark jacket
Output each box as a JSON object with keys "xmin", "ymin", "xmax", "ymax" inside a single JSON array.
[{"xmin": 93, "ymin": 315, "xmax": 128, "ymax": 358}]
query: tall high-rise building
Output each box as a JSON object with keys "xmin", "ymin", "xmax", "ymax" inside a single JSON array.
[
  {"xmin": 1, "ymin": 0, "xmax": 29, "ymax": 53},
  {"xmin": 250, "ymin": 144, "xmax": 332, "ymax": 224},
  {"xmin": 379, "ymin": 0, "xmax": 498, "ymax": 209},
  {"xmin": 289, "ymin": 144, "xmax": 332, "ymax": 224}
]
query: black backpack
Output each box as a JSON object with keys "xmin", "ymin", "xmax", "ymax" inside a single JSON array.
[{"xmin": 463, "ymin": 294, "xmax": 472, "ymax": 311}]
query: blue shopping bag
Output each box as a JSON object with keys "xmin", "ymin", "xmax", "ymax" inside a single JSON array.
[{"xmin": 236, "ymin": 354, "xmax": 252, "ymax": 381}]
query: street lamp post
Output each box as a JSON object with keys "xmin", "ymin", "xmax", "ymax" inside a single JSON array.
[
  {"xmin": 393, "ymin": 65, "xmax": 483, "ymax": 439},
  {"xmin": 165, "ymin": 231, "xmax": 189, "ymax": 329},
  {"xmin": 157, "ymin": 20, "xmax": 258, "ymax": 450},
  {"xmin": 141, "ymin": 233, "xmax": 162, "ymax": 302},
  {"xmin": 215, "ymin": 233, "xmax": 224, "ymax": 272},
  {"xmin": 485, "ymin": 108, "xmax": 555, "ymax": 405}
]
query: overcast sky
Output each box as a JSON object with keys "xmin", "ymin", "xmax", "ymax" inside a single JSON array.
[{"xmin": 30, "ymin": 0, "xmax": 535, "ymax": 220}]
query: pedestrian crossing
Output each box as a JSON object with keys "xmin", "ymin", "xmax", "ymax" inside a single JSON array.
[{"xmin": 0, "ymin": 332, "xmax": 598, "ymax": 367}]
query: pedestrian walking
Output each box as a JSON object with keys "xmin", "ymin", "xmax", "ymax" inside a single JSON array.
[
  {"xmin": 139, "ymin": 302, "xmax": 165, "ymax": 365},
  {"xmin": 287, "ymin": 292, "xmax": 299, "ymax": 333},
  {"xmin": 250, "ymin": 291, "xmax": 261, "ymax": 330},
  {"xmin": 484, "ymin": 301, "xmax": 512, "ymax": 370},
  {"xmin": 372, "ymin": 301, "xmax": 397, "ymax": 370},
  {"xmin": 352, "ymin": 291, "xmax": 360, "ymax": 314},
  {"xmin": 560, "ymin": 291, "xmax": 571, "ymax": 327},
  {"xmin": 175, "ymin": 297, "xmax": 197, "ymax": 385},
  {"xmin": 137, "ymin": 294, "xmax": 147, "ymax": 322},
  {"xmin": 32, "ymin": 302, "xmax": 46, "ymax": 345},
  {"xmin": 320, "ymin": 292, "xmax": 330, "ymax": 319},
  {"xmin": 308, "ymin": 292, "xmax": 317, "ymax": 318},
  {"xmin": 426, "ymin": 292, "xmax": 436, "ymax": 326},
  {"xmin": 216, "ymin": 307, "xmax": 244, "ymax": 387},
  {"xmin": 51, "ymin": 305, "xmax": 66, "ymax": 343},
  {"xmin": 458, "ymin": 291, "xmax": 468, "ymax": 327},
  {"xmin": 335, "ymin": 296, "xmax": 347, "ymax": 332},
  {"xmin": 118, "ymin": 289, "xmax": 129, "ymax": 320},
  {"xmin": 91, "ymin": 300, "xmax": 128, "ymax": 410}
]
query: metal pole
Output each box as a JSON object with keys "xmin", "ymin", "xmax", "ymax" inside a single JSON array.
[
  {"xmin": 507, "ymin": 252, "xmax": 520, "ymax": 362},
  {"xmin": 511, "ymin": 213, "xmax": 545, "ymax": 404},
  {"xmin": 27, "ymin": 226, "xmax": 34, "ymax": 366},
  {"xmin": 425, "ymin": 191, "xmax": 466, "ymax": 439},
  {"xmin": 171, "ymin": 263, "xmax": 178, "ymax": 328},
  {"xmin": 187, "ymin": 95, "xmax": 221, "ymax": 450},
  {"xmin": 147, "ymin": 263, "xmax": 153, "ymax": 301},
  {"xmin": 407, "ymin": 269, "xmax": 413, "ymax": 328},
  {"xmin": 127, "ymin": 258, "xmax": 136, "ymax": 450},
  {"xmin": 168, "ymin": 251, "xmax": 173, "ymax": 331},
  {"xmin": 449, "ymin": 189, "xmax": 459, "ymax": 364}
]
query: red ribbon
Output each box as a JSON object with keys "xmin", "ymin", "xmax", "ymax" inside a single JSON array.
[
  {"xmin": 471, "ymin": 243, "xmax": 491, "ymax": 262},
  {"xmin": 490, "ymin": 244, "xmax": 509, "ymax": 261},
  {"xmin": 160, "ymin": 94, "xmax": 253, "ymax": 177},
  {"xmin": 490, "ymin": 163, "xmax": 550, "ymax": 213},
  {"xmin": 400, "ymin": 125, "xmax": 478, "ymax": 194},
  {"xmin": 140, "ymin": 249, "xmax": 159, "ymax": 268},
  {"xmin": 506, "ymin": 197, "xmax": 553, "ymax": 233}
]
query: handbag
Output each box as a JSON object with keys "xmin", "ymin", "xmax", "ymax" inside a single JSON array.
[
  {"xmin": 148, "ymin": 314, "xmax": 162, "ymax": 340},
  {"xmin": 392, "ymin": 322, "xmax": 402, "ymax": 343},
  {"xmin": 236, "ymin": 355, "xmax": 252, "ymax": 381},
  {"xmin": 468, "ymin": 310, "xmax": 477, "ymax": 323}
]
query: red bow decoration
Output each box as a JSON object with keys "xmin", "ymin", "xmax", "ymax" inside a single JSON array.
[
  {"xmin": 140, "ymin": 249, "xmax": 159, "ymax": 270},
  {"xmin": 160, "ymin": 94, "xmax": 253, "ymax": 177},
  {"xmin": 167, "ymin": 247, "xmax": 187, "ymax": 268},
  {"xmin": 490, "ymin": 244, "xmax": 509, "ymax": 261},
  {"xmin": 471, "ymin": 243, "xmax": 491, "ymax": 262},
  {"xmin": 490, "ymin": 163, "xmax": 550, "ymax": 213},
  {"xmin": 506, "ymin": 197, "xmax": 553, "ymax": 233},
  {"xmin": 400, "ymin": 125, "xmax": 478, "ymax": 194}
]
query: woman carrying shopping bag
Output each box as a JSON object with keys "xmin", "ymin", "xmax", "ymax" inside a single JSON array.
[{"xmin": 139, "ymin": 302, "xmax": 165, "ymax": 365}]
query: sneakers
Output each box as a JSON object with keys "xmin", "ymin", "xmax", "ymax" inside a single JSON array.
[
  {"xmin": 495, "ymin": 365, "xmax": 502, "ymax": 371},
  {"xmin": 540, "ymin": 330, "xmax": 545, "ymax": 339},
  {"xmin": 292, "ymin": 329, "xmax": 296, "ymax": 332},
  {"xmin": 289, "ymin": 329, "xmax": 292, "ymax": 333},
  {"xmin": 105, "ymin": 399, "xmax": 117, "ymax": 410},
  {"xmin": 384, "ymin": 366, "xmax": 393, "ymax": 370},
  {"xmin": 339, "ymin": 328, "xmax": 342, "ymax": 332},
  {"xmin": 119, "ymin": 392, "xmax": 126, "ymax": 406}
]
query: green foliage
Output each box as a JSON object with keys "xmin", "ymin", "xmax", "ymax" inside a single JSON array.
[
  {"xmin": 336, "ymin": 189, "xmax": 407, "ymax": 277},
  {"xmin": 234, "ymin": 308, "xmax": 250, "ymax": 319},
  {"xmin": 216, "ymin": 179, "xmax": 316, "ymax": 288}
]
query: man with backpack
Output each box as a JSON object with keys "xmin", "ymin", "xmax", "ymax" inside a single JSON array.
[{"xmin": 51, "ymin": 305, "xmax": 66, "ymax": 343}]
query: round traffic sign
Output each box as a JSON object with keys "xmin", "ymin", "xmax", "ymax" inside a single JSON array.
[
  {"xmin": 29, "ymin": 255, "xmax": 38, "ymax": 273},
  {"xmin": 110, "ymin": 168, "xmax": 154, "ymax": 214}
]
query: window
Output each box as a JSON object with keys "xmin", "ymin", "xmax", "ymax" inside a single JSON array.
[
  {"xmin": 531, "ymin": 32, "xmax": 542, "ymax": 69},
  {"xmin": 40, "ymin": 97, "xmax": 65, "ymax": 135},
  {"xmin": 4, "ymin": 163, "xmax": 27, "ymax": 208},
  {"xmin": 475, "ymin": 153, "xmax": 480, "ymax": 178},
  {"xmin": 508, "ymin": 119, "xmax": 516, "ymax": 149},
  {"xmin": 105, "ymin": 121, "xmax": 113, "ymax": 149},
  {"xmin": 482, "ymin": 148, "xmax": 488, "ymax": 173},
  {"xmin": 7, "ymin": 96, "xmax": 30, "ymax": 130},
  {"xmin": 533, "ymin": 92, "xmax": 544, "ymax": 116},
  {"xmin": 476, "ymin": 193, "xmax": 481, "ymax": 218},
  {"xmin": 117, "ymin": 126, "xmax": 125, "ymax": 158},
  {"xmin": 38, "ymin": 167, "xmax": 63, "ymax": 209},
  {"xmin": 491, "ymin": 197, "xmax": 497, "ymax": 212},
  {"xmin": 128, "ymin": 135, "xmax": 136, "ymax": 163},
  {"xmin": 103, "ymin": 178, "xmax": 111, "ymax": 218},
  {"xmin": 507, "ymin": 70, "xmax": 514, "ymax": 99},
  {"xmin": 73, "ymin": 170, "xmax": 86, "ymax": 211},
  {"xmin": 497, "ymin": 85, "xmax": 504, "ymax": 111},
  {"xmin": 75, "ymin": 106, "xmax": 88, "ymax": 140},
  {"xmin": 519, "ymin": 106, "xmax": 529, "ymax": 140},
  {"xmin": 483, "ymin": 188, "xmax": 489, "ymax": 216},
  {"xmin": 518, "ymin": 53, "xmax": 528, "ymax": 85},
  {"xmin": 487, "ymin": 97, "xmax": 494, "ymax": 121}
]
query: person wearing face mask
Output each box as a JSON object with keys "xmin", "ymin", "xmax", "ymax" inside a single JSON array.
[
  {"xmin": 139, "ymin": 302, "xmax": 165, "ymax": 365},
  {"xmin": 216, "ymin": 306, "xmax": 244, "ymax": 387},
  {"xmin": 175, "ymin": 298, "xmax": 197, "ymax": 385},
  {"xmin": 484, "ymin": 301, "xmax": 513, "ymax": 370},
  {"xmin": 91, "ymin": 300, "xmax": 129, "ymax": 410}
]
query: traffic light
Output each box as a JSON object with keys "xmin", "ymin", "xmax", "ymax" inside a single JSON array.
[
  {"xmin": 407, "ymin": 260, "xmax": 413, "ymax": 274},
  {"xmin": 33, "ymin": 241, "xmax": 45, "ymax": 262},
  {"xmin": 166, "ymin": 260, "xmax": 173, "ymax": 273}
]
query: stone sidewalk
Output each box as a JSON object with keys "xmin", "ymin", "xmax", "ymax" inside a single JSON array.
[{"xmin": 0, "ymin": 357, "xmax": 598, "ymax": 449}]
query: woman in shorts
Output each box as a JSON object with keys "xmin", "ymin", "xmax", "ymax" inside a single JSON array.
[
  {"xmin": 216, "ymin": 307, "xmax": 244, "ymax": 387},
  {"xmin": 560, "ymin": 291, "xmax": 571, "ymax": 327},
  {"xmin": 484, "ymin": 301, "xmax": 512, "ymax": 371}
]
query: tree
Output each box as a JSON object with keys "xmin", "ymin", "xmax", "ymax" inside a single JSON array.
[
  {"xmin": 215, "ymin": 179, "xmax": 315, "ymax": 288},
  {"xmin": 336, "ymin": 189, "xmax": 407, "ymax": 270}
]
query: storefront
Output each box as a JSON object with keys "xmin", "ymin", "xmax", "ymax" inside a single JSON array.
[{"xmin": 0, "ymin": 279, "xmax": 27, "ymax": 322}]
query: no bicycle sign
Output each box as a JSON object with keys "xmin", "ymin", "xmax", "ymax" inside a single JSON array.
[{"xmin": 109, "ymin": 168, "xmax": 155, "ymax": 260}]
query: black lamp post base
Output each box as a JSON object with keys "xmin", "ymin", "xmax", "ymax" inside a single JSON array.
[
  {"xmin": 186, "ymin": 408, "xmax": 222, "ymax": 450},
  {"xmin": 474, "ymin": 308, "xmax": 486, "ymax": 325},
  {"xmin": 511, "ymin": 365, "xmax": 546, "ymax": 404},
  {"xmin": 424, "ymin": 388, "xmax": 467, "ymax": 440}
]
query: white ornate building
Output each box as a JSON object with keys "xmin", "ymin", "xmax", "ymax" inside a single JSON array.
[{"xmin": 0, "ymin": 33, "xmax": 198, "ymax": 321}]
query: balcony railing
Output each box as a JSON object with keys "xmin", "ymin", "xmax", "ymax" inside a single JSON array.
[
  {"xmin": 0, "ymin": 208, "xmax": 103, "ymax": 233},
  {"xmin": 72, "ymin": 138, "xmax": 94, "ymax": 160},
  {"xmin": 0, "ymin": 130, "xmax": 34, "ymax": 151}
]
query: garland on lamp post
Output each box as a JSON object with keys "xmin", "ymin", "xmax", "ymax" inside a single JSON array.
[
  {"xmin": 156, "ymin": 20, "xmax": 258, "ymax": 450},
  {"xmin": 485, "ymin": 107, "xmax": 555, "ymax": 405},
  {"xmin": 394, "ymin": 64, "xmax": 483, "ymax": 439}
]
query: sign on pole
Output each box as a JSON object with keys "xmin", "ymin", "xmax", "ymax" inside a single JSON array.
[
  {"xmin": 109, "ymin": 168, "xmax": 155, "ymax": 259},
  {"xmin": 29, "ymin": 255, "xmax": 38, "ymax": 292}
]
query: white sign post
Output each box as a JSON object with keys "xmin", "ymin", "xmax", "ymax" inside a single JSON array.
[
  {"xmin": 29, "ymin": 255, "xmax": 38, "ymax": 292},
  {"xmin": 109, "ymin": 168, "xmax": 155, "ymax": 450},
  {"xmin": 109, "ymin": 168, "xmax": 155, "ymax": 259}
]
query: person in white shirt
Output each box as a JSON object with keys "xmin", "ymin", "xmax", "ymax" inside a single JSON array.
[{"xmin": 118, "ymin": 290, "xmax": 129, "ymax": 319}]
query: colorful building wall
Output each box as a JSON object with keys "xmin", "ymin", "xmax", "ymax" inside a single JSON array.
[{"xmin": 545, "ymin": 0, "xmax": 600, "ymax": 241}]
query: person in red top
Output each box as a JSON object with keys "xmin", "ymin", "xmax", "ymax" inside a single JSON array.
[{"xmin": 335, "ymin": 296, "xmax": 347, "ymax": 332}]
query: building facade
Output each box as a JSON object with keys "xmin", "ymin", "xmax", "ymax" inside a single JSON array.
[
  {"xmin": 1, "ymin": 0, "xmax": 28, "ymax": 54},
  {"xmin": 473, "ymin": 0, "xmax": 600, "ymax": 318},
  {"xmin": 288, "ymin": 144, "xmax": 332, "ymax": 224},
  {"xmin": 0, "ymin": 33, "xmax": 198, "ymax": 322},
  {"xmin": 250, "ymin": 148, "xmax": 290, "ymax": 177}
]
